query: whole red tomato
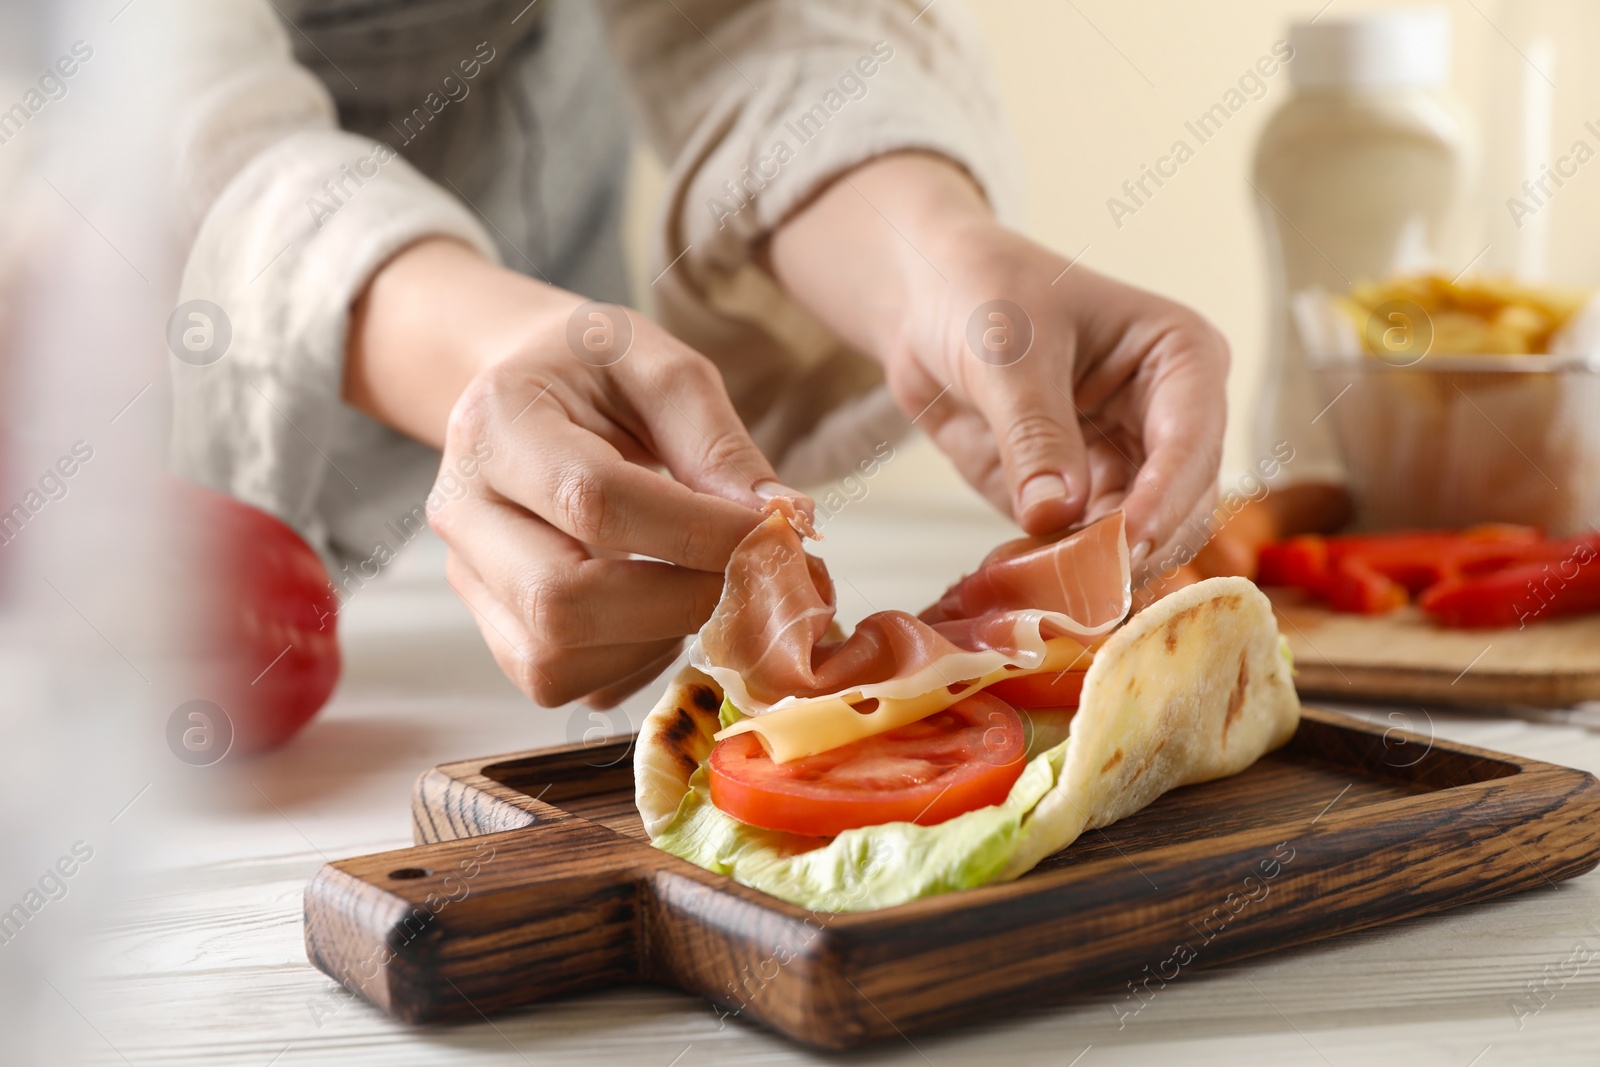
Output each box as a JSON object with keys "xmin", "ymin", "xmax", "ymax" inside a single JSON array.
[{"xmin": 173, "ymin": 481, "xmax": 341, "ymax": 755}]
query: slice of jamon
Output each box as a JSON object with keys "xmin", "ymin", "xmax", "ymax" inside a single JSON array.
[
  {"xmin": 694, "ymin": 499, "xmax": 835, "ymax": 707},
  {"xmin": 691, "ymin": 504, "xmax": 1131, "ymax": 759},
  {"xmin": 919, "ymin": 512, "xmax": 1130, "ymax": 628}
]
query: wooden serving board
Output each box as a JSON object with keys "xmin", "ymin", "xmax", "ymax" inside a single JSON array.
[
  {"xmin": 1272, "ymin": 591, "xmax": 1600, "ymax": 707},
  {"xmin": 302, "ymin": 709, "xmax": 1600, "ymax": 1050}
]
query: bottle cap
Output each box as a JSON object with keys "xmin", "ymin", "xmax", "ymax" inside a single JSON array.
[{"xmin": 1289, "ymin": 6, "xmax": 1451, "ymax": 89}]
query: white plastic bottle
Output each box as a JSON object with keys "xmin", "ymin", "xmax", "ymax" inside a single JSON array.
[{"xmin": 1251, "ymin": 7, "xmax": 1471, "ymax": 485}]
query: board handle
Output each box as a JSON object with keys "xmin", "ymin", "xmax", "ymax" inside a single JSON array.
[{"xmin": 304, "ymin": 814, "xmax": 657, "ymax": 1022}]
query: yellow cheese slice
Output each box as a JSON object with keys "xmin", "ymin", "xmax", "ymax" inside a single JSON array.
[{"xmin": 715, "ymin": 636, "xmax": 1094, "ymax": 762}]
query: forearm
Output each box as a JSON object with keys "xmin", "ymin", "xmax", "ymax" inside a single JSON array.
[
  {"xmin": 346, "ymin": 156, "xmax": 994, "ymax": 449},
  {"xmin": 342, "ymin": 238, "xmax": 576, "ymax": 449},
  {"xmin": 764, "ymin": 152, "xmax": 994, "ymax": 363}
]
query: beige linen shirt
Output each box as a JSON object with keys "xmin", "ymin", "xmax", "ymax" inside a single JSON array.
[{"xmin": 167, "ymin": 0, "xmax": 1023, "ymax": 571}]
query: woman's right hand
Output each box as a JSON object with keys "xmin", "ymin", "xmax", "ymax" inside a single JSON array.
[{"xmin": 344, "ymin": 239, "xmax": 801, "ymax": 707}]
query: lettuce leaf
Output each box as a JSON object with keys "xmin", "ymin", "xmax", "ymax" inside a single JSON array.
[{"xmin": 651, "ymin": 730, "xmax": 1072, "ymax": 913}]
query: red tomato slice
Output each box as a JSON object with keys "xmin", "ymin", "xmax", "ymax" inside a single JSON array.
[
  {"xmin": 707, "ymin": 692, "xmax": 1026, "ymax": 838},
  {"xmin": 983, "ymin": 669, "xmax": 1087, "ymax": 709}
]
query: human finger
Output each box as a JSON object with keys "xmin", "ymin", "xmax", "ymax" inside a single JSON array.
[
  {"xmin": 469, "ymin": 405, "xmax": 762, "ymax": 571},
  {"xmin": 445, "ymin": 547, "xmax": 685, "ymax": 706},
  {"xmin": 607, "ymin": 343, "xmax": 811, "ymax": 513},
  {"xmin": 1116, "ymin": 335, "xmax": 1229, "ymax": 562},
  {"xmin": 432, "ymin": 490, "xmax": 725, "ymax": 648},
  {"xmin": 957, "ymin": 329, "xmax": 1093, "ymax": 535}
]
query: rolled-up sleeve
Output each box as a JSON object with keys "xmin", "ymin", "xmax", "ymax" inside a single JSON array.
[
  {"xmin": 600, "ymin": 0, "xmax": 1023, "ymax": 263},
  {"xmin": 166, "ymin": 0, "xmax": 496, "ymax": 565}
]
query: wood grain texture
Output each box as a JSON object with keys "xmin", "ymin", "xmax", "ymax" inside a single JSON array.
[
  {"xmin": 302, "ymin": 708, "xmax": 1600, "ymax": 1050},
  {"xmin": 1272, "ymin": 592, "xmax": 1600, "ymax": 707}
]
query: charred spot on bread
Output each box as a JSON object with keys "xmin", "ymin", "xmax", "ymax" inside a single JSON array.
[
  {"xmin": 1224, "ymin": 653, "xmax": 1250, "ymax": 738},
  {"xmin": 1100, "ymin": 748, "xmax": 1125, "ymax": 774},
  {"xmin": 688, "ymin": 685, "xmax": 720, "ymax": 714},
  {"xmin": 664, "ymin": 706, "xmax": 700, "ymax": 745},
  {"xmin": 1162, "ymin": 604, "xmax": 1203, "ymax": 652}
]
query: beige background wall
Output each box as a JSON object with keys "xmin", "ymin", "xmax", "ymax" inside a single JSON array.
[
  {"xmin": 967, "ymin": 0, "xmax": 1484, "ymax": 478},
  {"xmin": 626, "ymin": 0, "xmax": 1599, "ymax": 500}
]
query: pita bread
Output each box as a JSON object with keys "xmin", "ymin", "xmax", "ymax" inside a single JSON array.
[
  {"xmin": 635, "ymin": 577, "xmax": 1300, "ymax": 909},
  {"xmin": 636, "ymin": 667, "xmax": 723, "ymax": 839},
  {"xmin": 997, "ymin": 575, "xmax": 1300, "ymax": 879}
]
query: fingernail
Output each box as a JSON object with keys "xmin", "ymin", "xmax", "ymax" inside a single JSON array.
[
  {"xmin": 1018, "ymin": 472, "xmax": 1067, "ymax": 518},
  {"xmin": 1129, "ymin": 539, "xmax": 1153, "ymax": 569},
  {"xmin": 754, "ymin": 480, "xmax": 816, "ymax": 517},
  {"xmin": 755, "ymin": 479, "xmax": 805, "ymax": 503}
]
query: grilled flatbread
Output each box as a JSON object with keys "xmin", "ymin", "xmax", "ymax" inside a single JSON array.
[{"xmin": 635, "ymin": 577, "xmax": 1300, "ymax": 910}]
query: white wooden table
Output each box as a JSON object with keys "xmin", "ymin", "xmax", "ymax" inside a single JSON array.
[{"xmin": 60, "ymin": 440, "xmax": 1600, "ymax": 1065}]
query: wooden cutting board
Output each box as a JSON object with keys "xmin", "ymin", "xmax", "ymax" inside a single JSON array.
[
  {"xmin": 301, "ymin": 709, "xmax": 1600, "ymax": 1049},
  {"xmin": 1271, "ymin": 591, "xmax": 1600, "ymax": 707}
]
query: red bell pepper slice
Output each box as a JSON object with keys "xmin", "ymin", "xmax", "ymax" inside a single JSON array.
[
  {"xmin": 1324, "ymin": 556, "xmax": 1409, "ymax": 614},
  {"xmin": 1258, "ymin": 535, "xmax": 1330, "ymax": 594},
  {"xmin": 1419, "ymin": 534, "xmax": 1600, "ymax": 628},
  {"xmin": 1253, "ymin": 523, "xmax": 1600, "ymax": 626},
  {"xmin": 1332, "ymin": 528, "xmax": 1542, "ymax": 595}
]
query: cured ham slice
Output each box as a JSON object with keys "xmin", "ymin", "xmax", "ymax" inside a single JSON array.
[
  {"xmin": 920, "ymin": 513, "xmax": 1130, "ymax": 627},
  {"xmin": 692, "ymin": 505, "xmax": 1132, "ymax": 762}
]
